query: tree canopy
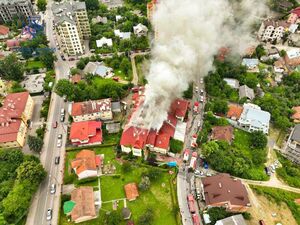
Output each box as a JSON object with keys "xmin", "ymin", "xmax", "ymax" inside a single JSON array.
[{"xmin": 0, "ymin": 54, "xmax": 24, "ymax": 81}]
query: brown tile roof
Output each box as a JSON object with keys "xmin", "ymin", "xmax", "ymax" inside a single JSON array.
[
  {"xmin": 227, "ymin": 104, "xmax": 243, "ymax": 120},
  {"xmin": 202, "ymin": 173, "xmax": 250, "ymax": 208},
  {"xmin": 292, "ymin": 106, "xmax": 300, "ymax": 121},
  {"xmin": 71, "ymin": 150, "xmax": 97, "ymax": 175},
  {"xmin": 211, "ymin": 125, "xmax": 234, "ymax": 142},
  {"xmin": 71, "ymin": 74, "xmax": 82, "ymax": 84},
  {"xmin": 71, "ymin": 187, "xmax": 96, "ymax": 222},
  {"xmin": 71, "ymin": 99, "xmax": 112, "ymax": 117},
  {"xmin": 124, "ymin": 183, "xmax": 139, "ymax": 201}
]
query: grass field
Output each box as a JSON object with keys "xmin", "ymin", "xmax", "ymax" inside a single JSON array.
[{"xmin": 25, "ymin": 60, "xmax": 45, "ymax": 69}]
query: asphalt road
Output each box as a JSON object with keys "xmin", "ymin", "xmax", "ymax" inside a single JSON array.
[{"xmin": 26, "ymin": 2, "xmax": 71, "ymax": 225}]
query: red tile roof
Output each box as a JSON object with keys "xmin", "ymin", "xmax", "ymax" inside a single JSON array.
[
  {"xmin": 120, "ymin": 126, "xmax": 148, "ymax": 149},
  {"xmin": 124, "ymin": 183, "xmax": 139, "ymax": 201},
  {"xmin": 71, "ymin": 150, "xmax": 98, "ymax": 175},
  {"xmin": 71, "ymin": 99, "xmax": 111, "ymax": 117},
  {"xmin": 211, "ymin": 125, "xmax": 234, "ymax": 143},
  {"xmin": 170, "ymin": 99, "xmax": 189, "ymax": 118},
  {"xmin": 69, "ymin": 121, "xmax": 102, "ymax": 145},
  {"xmin": 0, "ymin": 25, "xmax": 9, "ymax": 35},
  {"xmin": 202, "ymin": 173, "xmax": 250, "ymax": 209}
]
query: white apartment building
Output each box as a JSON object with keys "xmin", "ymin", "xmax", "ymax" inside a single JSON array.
[
  {"xmin": 0, "ymin": 0, "xmax": 34, "ymax": 23},
  {"xmin": 52, "ymin": 1, "xmax": 91, "ymax": 56},
  {"xmin": 258, "ymin": 20, "xmax": 290, "ymax": 42}
]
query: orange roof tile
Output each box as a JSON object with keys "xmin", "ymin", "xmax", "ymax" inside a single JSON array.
[
  {"xmin": 124, "ymin": 183, "xmax": 139, "ymax": 201},
  {"xmin": 211, "ymin": 125, "xmax": 234, "ymax": 142},
  {"xmin": 71, "ymin": 150, "xmax": 97, "ymax": 175},
  {"xmin": 227, "ymin": 104, "xmax": 243, "ymax": 120}
]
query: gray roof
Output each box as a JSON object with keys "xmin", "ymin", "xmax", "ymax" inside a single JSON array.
[
  {"xmin": 215, "ymin": 214, "xmax": 247, "ymax": 225},
  {"xmin": 111, "ymin": 101, "xmax": 121, "ymax": 112},
  {"xmin": 242, "ymin": 58, "xmax": 259, "ymax": 68},
  {"xmin": 224, "ymin": 78, "xmax": 240, "ymax": 89},
  {"xmin": 83, "ymin": 62, "xmax": 112, "ymax": 77},
  {"xmin": 291, "ymin": 124, "xmax": 300, "ymax": 143},
  {"xmin": 239, "ymin": 85, "xmax": 255, "ymax": 100},
  {"xmin": 240, "ymin": 104, "xmax": 270, "ymax": 128},
  {"xmin": 52, "ymin": 1, "xmax": 86, "ymax": 25}
]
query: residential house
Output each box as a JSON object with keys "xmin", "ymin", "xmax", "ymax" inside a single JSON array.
[
  {"xmin": 217, "ymin": 47, "xmax": 230, "ymax": 61},
  {"xmin": 64, "ymin": 187, "xmax": 97, "ymax": 223},
  {"xmin": 71, "ymin": 74, "xmax": 82, "ymax": 84},
  {"xmin": 122, "ymin": 208, "xmax": 132, "ymax": 220},
  {"xmin": 242, "ymin": 58, "xmax": 259, "ymax": 70},
  {"xmin": 0, "ymin": 92, "xmax": 34, "ymax": 148},
  {"xmin": 274, "ymin": 58, "xmax": 285, "ymax": 73},
  {"xmin": 283, "ymin": 124, "xmax": 300, "ymax": 164},
  {"xmin": 71, "ymin": 150, "xmax": 102, "ymax": 180},
  {"xmin": 114, "ymin": 29, "xmax": 131, "ymax": 40},
  {"xmin": 91, "ymin": 16, "xmax": 107, "ymax": 24},
  {"xmin": 223, "ymin": 78, "xmax": 240, "ymax": 89},
  {"xmin": 6, "ymin": 39, "xmax": 23, "ymax": 50},
  {"xmin": 52, "ymin": 1, "xmax": 91, "ymax": 56},
  {"xmin": 202, "ymin": 173, "xmax": 250, "ymax": 213},
  {"xmin": 69, "ymin": 121, "xmax": 103, "ymax": 146},
  {"xmin": 133, "ymin": 23, "xmax": 148, "ymax": 37},
  {"xmin": 71, "ymin": 98, "xmax": 113, "ymax": 122},
  {"xmin": 258, "ymin": 20, "xmax": 290, "ymax": 42},
  {"xmin": 0, "ymin": 0, "xmax": 34, "ymax": 23},
  {"xmin": 285, "ymin": 48, "xmax": 300, "ymax": 67},
  {"xmin": 96, "ymin": 37, "xmax": 113, "ymax": 48},
  {"xmin": 0, "ymin": 25, "xmax": 9, "ymax": 39},
  {"xmin": 215, "ymin": 214, "xmax": 247, "ymax": 225},
  {"xmin": 226, "ymin": 104, "xmax": 243, "ymax": 121},
  {"xmin": 211, "ymin": 126, "xmax": 234, "ymax": 143},
  {"xmin": 83, "ymin": 61, "xmax": 114, "ymax": 78},
  {"xmin": 238, "ymin": 103, "xmax": 270, "ymax": 134},
  {"xmin": 124, "ymin": 183, "xmax": 139, "ymax": 201},
  {"xmin": 239, "ymin": 85, "xmax": 255, "ymax": 100},
  {"xmin": 292, "ymin": 106, "xmax": 300, "ymax": 123},
  {"xmin": 288, "ymin": 13, "xmax": 298, "ymax": 24}
]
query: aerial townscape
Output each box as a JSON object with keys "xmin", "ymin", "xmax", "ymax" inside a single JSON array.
[{"xmin": 3, "ymin": 0, "xmax": 300, "ymax": 225}]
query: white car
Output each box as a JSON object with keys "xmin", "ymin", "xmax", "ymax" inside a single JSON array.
[
  {"xmin": 200, "ymin": 78, "xmax": 203, "ymax": 84},
  {"xmin": 46, "ymin": 208, "xmax": 52, "ymax": 221},
  {"xmin": 57, "ymin": 139, "xmax": 62, "ymax": 148},
  {"xmin": 50, "ymin": 184, "xmax": 56, "ymax": 194},
  {"xmin": 58, "ymin": 134, "xmax": 62, "ymax": 139}
]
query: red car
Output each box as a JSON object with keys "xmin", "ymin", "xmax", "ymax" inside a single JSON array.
[
  {"xmin": 113, "ymin": 77, "xmax": 120, "ymax": 82},
  {"xmin": 68, "ymin": 57, "xmax": 75, "ymax": 61},
  {"xmin": 53, "ymin": 121, "xmax": 57, "ymax": 128}
]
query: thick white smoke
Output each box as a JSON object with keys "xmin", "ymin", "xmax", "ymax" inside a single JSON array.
[{"xmin": 131, "ymin": 0, "xmax": 268, "ymax": 130}]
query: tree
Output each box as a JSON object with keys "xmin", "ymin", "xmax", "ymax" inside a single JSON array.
[
  {"xmin": 137, "ymin": 208, "xmax": 154, "ymax": 225},
  {"xmin": 10, "ymin": 81, "xmax": 26, "ymax": 93},
  {"xmin": 250, "ymin": 131, "xmax": 267, "ymax": 149},
  {"xmin": 38, "ymin": 48, "xmax": 56, "ymax": 69},
  {"xmin": 27, "ymin": 135, "xmax": 43, "ymax": 153},
  {"xmin": 119, "ymin": 57, "xmax": 131, "ymax": 74},
  {"xmin": 0, "ymin": 54, "xmax": 24, "ymax": 81},
  {"xmin": 183, "ymin": 83, "xmax": 193, "ymax": 99},
  {"xmin": 55, "ymin": 79, "xmax": 74, "ymax": 100},
  {"xmin": 255, "ymin": 44, "xmax": 266, "ymax": 59},
  {"xmin": 169, "ymin": 139, "xmax": 183, "ymax": 153},
  {"xmin": 16, "ymin": 160, "xmax": 46, "ymax": 184},
  {"xmin": 138, "ymin": 176, "xmax": 151, "ymax": 191},
  {"xmin": 242, "ymin": 73, "xmax": 258, "ymax": 89},
  {"xmin": 37, "ymin": 0, "xmax": 47, "ymax": 11},
  {"xmin": 85, "ymin": 0, "xmax": 99, "ymax": 10},
  {"xmin": 211, "ymin": 98, "xmax": 229, "ymax": 114},
  {"xmin": 121, "ymin": 162, "xmax": 132, "ymax": 173},
  {"xmin": 144, "ymin": 168, "xmax": 162, "ymax": 181},
  {"xmin": 202, "ymin": 141, "xmax": 219, "ymax": 158}
]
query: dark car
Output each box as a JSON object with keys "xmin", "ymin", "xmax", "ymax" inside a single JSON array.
[
  {"xmin": 55, "ymin": 156, "xmax": 60, "ymax": 165},
  {"xmin": 60, "ymin": 115, "xmax": 65, "ymax": 122},
  {"xmin": 61, "ymin": 55, "xmax": 65, "ymax": 61},
  {"xmin": 68, "ymin": 57, "xmax": 75, "ymax": 61}
]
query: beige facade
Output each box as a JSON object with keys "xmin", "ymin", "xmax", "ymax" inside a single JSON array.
[
  {"xmin": 22, "ymin": 94, "xmax": 34, "ymax": 123},
  {"xmin": 73, "ymin": 111, "xmax": 113, "ymax": 122}
]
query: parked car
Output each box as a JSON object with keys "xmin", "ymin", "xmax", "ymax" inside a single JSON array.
[
  {"xmin": 55, "ymin": 156, "xmax": 60, "ymax": 165},
  {"xmin": 61, "ymin": 55, "xmax": 65, "ymax": 61},
  {"xmin": 52, "ymin": 121, "xmax": 57, "ymax": 128},
  {"xmin": 57, "ymin": 139, "xmax": 62, "ymax": 148},
  {"xmin": 200, "ymin": 78, "xmax": 203, "ymax": 84},
  {"xmin": 50, "ymin": 184, "xmax": 56, "ymax": 194},
  {"xmin": 69, "ymin": 57, "xmax": 75, "ymax": 61},
  {"xmin": 58, "ymin": 134, "xmax": 62, "ymax": 139},
  {"xmin": 46, "ymin": 208, "xmax": 52, "ymax": 221},
  {"xmin": 60, "ymin": 114, "xmax": 65, "ymax": 122}
]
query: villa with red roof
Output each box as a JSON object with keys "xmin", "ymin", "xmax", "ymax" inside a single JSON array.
[
  {"xmin": 69, "ymin": 121, "xmax": 103, "ymax": 146},
  {"xmin": 120, "ymin": 89, "xmax": 189, "ymax": 156},
  {"xmin": 0, "ymin": 92, "xmax": 34, "ymax": 148}
]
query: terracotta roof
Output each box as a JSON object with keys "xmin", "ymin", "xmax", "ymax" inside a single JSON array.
[
  {"xmin": 120, "ymin": 126, "xmax": 149, "ymax": 149},
  {"xmin": 0, "ymin": 25, "xmax": 9, "ymax": 35},
  {"xmin": 227, "ymin": 104, "xmax": 243, "ymax": 120},
  {"xmin": 69, "ymin": 121, "xmax": 102, "ymax": 144},
  {"xmin": 202, "ymin": 173, "xmax": 250, "ymax": 208},
  {"xmin": 170, "ymin": 99, "xmax": 189, "ymax": 118},
  {"xmin": 71, "ymin": 150, "xmax": 98, "ymax": 175},
  {"xmin": 217, "ymin": 47, "xmax": 230, "ymax": 61},
  {"xmin": 291, "ymin": 7, "xmax": 300, "ymax": 17},
  {"xmin": 6, "ymin": 39, "xmax": 22, "ymax": 48},
  {"xmin": 211, "ymin": 125, "xmax": 234, "ymax": 142},
  {"xmin": 71, "ymin": 74, "xmax": 82, "ymax": 84},
  {"xmin": 124, "ymin": 183, "xmax": 139, "ymax": 201},
  {"xmin": 70, "ymin": 187, "xmax": 96, "ymax": 222},
  {"xmin": 292, "ymin": 106, "xmax": 300, "ymax": 120},
  {"xmin": 71, "ymin": 99, "xmax": 112, "ymax": 117},
  {"xmin": 0, "ymin": 120, "xmax": 21, "ymax": 143}
]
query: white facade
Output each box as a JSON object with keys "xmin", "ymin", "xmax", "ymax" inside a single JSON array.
[
  {"xmin": 0, "ymin": 0, "xmax": 34, "ymax": 23},
  {"xmin": 73, "ymin": 111, "xmax": 113, "ymax": 122},
  {"xmin": 259, "ymin": 21, "xmax": 288, "ymax": 42},
  {"xmin": 77, "ymin": 170, "xmax": 97, "ymax": 180}
]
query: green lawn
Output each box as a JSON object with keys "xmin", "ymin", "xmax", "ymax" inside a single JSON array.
[
  {"xmin": 25, "ymin": 60, "xmax": 45, "ymax": 69},
  {"xmin": 114, "ymin": 69, "xmax": 133, "ymax": 81}
]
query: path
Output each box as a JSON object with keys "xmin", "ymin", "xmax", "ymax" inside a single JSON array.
[{"xmin": 130, "ymin": 51, "xmax": 150, "ymax": 85}]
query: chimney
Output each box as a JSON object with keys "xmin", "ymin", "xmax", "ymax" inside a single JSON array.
[{"xmin": 218, "ymin": 183, "xmax": 222, "ymax": 188}]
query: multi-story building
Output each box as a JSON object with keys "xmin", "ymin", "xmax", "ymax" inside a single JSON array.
[
  {"xmin": 0, "ymin": 0, "xmax": 34, "ymax": 23},
  {"xmin": 0, "ymin": 92, "xmax": 34, "ymax": 148},
  {"xmin": 258, "ymin": 19, "xmax": 290, "ymax": 42},
  {"xmin": 52, "ymin": 1, "xmax": 91, "ymax": 56}
]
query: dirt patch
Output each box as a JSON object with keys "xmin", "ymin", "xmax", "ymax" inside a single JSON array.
[{"xmin": 246, "ymin": 185, "xmax": 297, "ymax": 225}]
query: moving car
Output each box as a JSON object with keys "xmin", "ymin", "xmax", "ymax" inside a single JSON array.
[
  {"xmin": 55, "ymin": 156, "xmax": 60, "ymax": 165},
  {"xmin": 46, "ymin": 208, "xmax": 52, "ymax": 221},
  {"xmin": 50, "ymin": 184, "xmax": 56, "ymax": 194}
]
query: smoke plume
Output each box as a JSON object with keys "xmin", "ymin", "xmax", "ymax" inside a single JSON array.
[{"xmin": 131, "ymin": 0, "xmax": 268, "ymax": 130}]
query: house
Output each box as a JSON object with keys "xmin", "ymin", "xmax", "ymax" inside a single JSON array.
[
  {"xmin": 223, "ymin": 78, "xmax": 240, "ymax": 89},
  {"xmin": 238, "ymin": 103, "xmax": 270, "ymax": 134},
  {"xmin": 211, "ymin": 126, "xmax": 234, "ymax": 143},
  {"xmin": 106, "ymin": 122, "xmax": 121, "ymax": 134},
  {"xmin": 71, "ymin": 150, "xmax": 102, "ymax": 180},
  {"xmin": 292, "ymin": 106, "xmax": 300, "ymax": 122},
  {"xmin": 274, "ymin": 58, "xmax": 285, "ymax": 73},
  {"xmin": 83, "ymin": 61, "xmax": 114, "ymax": 78},
  {"xmin": 133, "ymin": 23, "xmax": 148, "ymax": 37},
  {"xmin": 124, "ymin": 183, "xmax": 139, "ymax": 201},
  {"xmin": 0, "ymin": 25, "xmax": 9, "ymax": 39},
  {"xmin": 227, "ymin": 104, "xmax": 243, "ymax": 121},
  {"xmin": 114, "ymin": 29, "xmax": 131, "ymax": 40},
  {"xmin": 96, "ymin": 37, "xmax": 113, "ymax": 48},
  {"xmin": 0, "ymin": 92, "xmax": 34, "ymax": 148},
  {"xmin": 122, "ymin": 207, "xmax": 131, "ymax": 220},
  {"xmin": 71, "ymin": 98, "xmax": 113, "ymax": 122},
  {"xmin": 202, "ymin": 173, "xmax": 250, "ymax": 213},
  {"xmin": 242, "ymin": 58, "xmax": 259, "ymax": 70},
  {"xmin": 258, "ymin": 20, "xmax": 290, "ymax": 42},
  {"xmin": 91, "ymin": 16, "xmax": 107, "ymax": 24},
  {"xmin": 239, "ymin": 85, "xmax": 255, "ymax": 100},
  {"xmin": 170, "ymin": 99, "xmax": 189, "ymax": 121},
  {"xmin": 285, "ymin": 48, "xmax": 300, "ymax": 67},
  {"xmin": 71, "ymin": 74, "xmax": 82, "ymax": 84},
  {"xmin": 215, "ymin": 214, "xmax": 247, "ymax": 225},
  {"xmin": 69, "ymin": 121, "xmax": 103, "ymax": 146},
  {"xmin": 6, "ymin": 39, "xmax": 23, "ymax": 50},
  {"xmin": 283, "ymin": 124, "xmax": 300, "ymax": 164},
  {"xmin": 64, "ymin": 187, "xmax": 97, "ymax": 223}
]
